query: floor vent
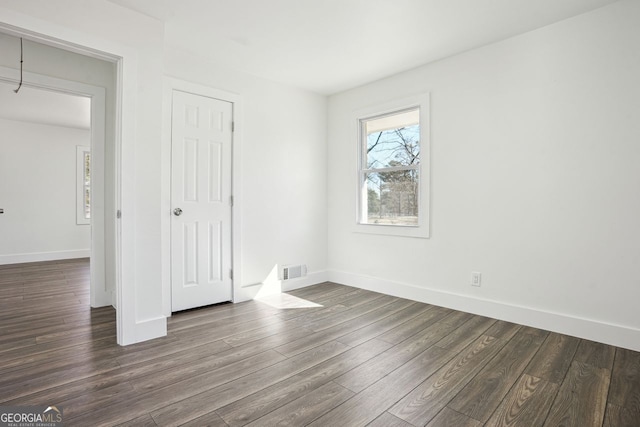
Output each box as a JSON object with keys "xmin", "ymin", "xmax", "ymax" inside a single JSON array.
[{"xmin": 282, "ymin": 264, "xmax": 307, "ymax": 280}]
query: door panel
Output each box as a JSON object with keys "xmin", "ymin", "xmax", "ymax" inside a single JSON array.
[{"xmin": 171, "ymin": 90, "xmax": 233, "ymax": 312}]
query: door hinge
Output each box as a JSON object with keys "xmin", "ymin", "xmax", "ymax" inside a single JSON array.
[
  {"xmin": 116, "ymin": 210, "xmax": 122, "ymax": 219},
  {"xmin": 231, "ymin": 121, "xmax": 235, "ymax": 132},
  {"xmin": 229, "ymin": 269, "xmax": 233, "ymax": 280},
  {"xmin": 230, "ymin": 195, "xmax": 234, "ymax": 207}
]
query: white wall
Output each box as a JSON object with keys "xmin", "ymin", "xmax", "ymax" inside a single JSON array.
[
  {"xmin": 0, "ymin": 118, "xmax": 90, "ymax": 262},
  {"xmin": 164, "ymin": 47, "xmax": 328, "ymax": 304},
  {"xmin": 327, "ymin": 0, "xmax": 640, "ymax": 351}
]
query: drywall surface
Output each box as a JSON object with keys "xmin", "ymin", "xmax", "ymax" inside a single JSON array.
[
  {"xmin": 327, "ymin": 0, "xmax": 640, "ymax": 350},
  {"xmin": 0, "ymin": 118, "xmax": 90, "ymax": 260}
]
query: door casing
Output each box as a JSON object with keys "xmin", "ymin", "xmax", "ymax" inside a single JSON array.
[{"xmin": 162, "ymin": 78, "xmax": 244, "ymax": 317}]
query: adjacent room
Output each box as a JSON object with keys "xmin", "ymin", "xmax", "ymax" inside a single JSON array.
[{"xmin": 0, "ymin": 0, "xmax": 639, "ymax": 425}]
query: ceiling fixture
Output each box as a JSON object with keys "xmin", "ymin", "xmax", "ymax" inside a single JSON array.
[{"xmin": 14, "ymin": 37, "xmax": 24, "ymax": 94}]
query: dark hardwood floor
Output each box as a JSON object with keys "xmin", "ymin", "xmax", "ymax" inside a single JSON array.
[{"xmin": 1, "ymin": 259, "xmax": 639, "ymax": 426}]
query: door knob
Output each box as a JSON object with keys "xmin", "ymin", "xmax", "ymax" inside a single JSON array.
[{"xmin": 173, "ymin": 208, "xmax": 183, "ymax": 216}]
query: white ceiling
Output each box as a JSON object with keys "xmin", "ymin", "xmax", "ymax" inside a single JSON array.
[
  {"xmin": 110, "ymin": 0, "xmax": 619, "ymax": 94},
  {"xmin": 0, "ymin": 81, "xmax": 90, "ymax": 129}
]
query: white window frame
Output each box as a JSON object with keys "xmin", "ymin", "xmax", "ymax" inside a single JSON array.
[
  {"xmin": 354, "ymin": 94, "xmax": 430, "ymax": 238},
  {"xmin": 76, "ymin": 145, "xmax": 91, "ymax": 225}
]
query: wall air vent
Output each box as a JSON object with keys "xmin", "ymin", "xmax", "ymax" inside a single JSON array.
[{"xmin": 282, "ymin": 264, "xmax": 307, "ymax": 280}]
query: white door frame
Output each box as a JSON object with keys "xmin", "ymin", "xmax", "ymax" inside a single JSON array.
[
  {"xmin": 162, "ymin": 77, "xmax": 243, "ymax": 316},
  {"xmin": 0, "ymin": 66, "xmax": 110, "ymax": 307},
  {"xmin": 0, "ymin": 11, "xmax": 140, "ymax": 345}
]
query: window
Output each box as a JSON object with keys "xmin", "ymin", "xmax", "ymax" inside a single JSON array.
[
  {"xmin": 356, "ymin": 95, "xmax": 429, "ymax": 238},
  {"xmin": 76, "ymin": 146, "xmax": 91, "ymax": 225}
]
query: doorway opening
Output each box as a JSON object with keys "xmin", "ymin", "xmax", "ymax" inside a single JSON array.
[{"xmin": 0, "ymin": 33, "xmax": 116, "ymax": 325}]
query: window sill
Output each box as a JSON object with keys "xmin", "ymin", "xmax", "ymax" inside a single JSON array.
[{"xmin": 354, "ymin": 222, "xmax": 430, "ymax": 239}]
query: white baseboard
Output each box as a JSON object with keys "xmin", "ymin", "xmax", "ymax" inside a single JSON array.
[
  {"xmin": 0, "ymin": 249, "xmax": 90, "ymax": 265},
  {"xmin": 282, "ymin": 270, "xmax": 329, "ymax": 292},
  {"xmin": 328, "ymin": 269, "xmax": 640, "ymax": 352},
  {"xmin": 235, "ymin": 270, "xmax": 329, "ymax": 302},
  {"xmin": 91, "ymin": 289, "xmax": 113, "ymax": 309},
  {"xmin": 120, "ymin": 316, "xmax": 167, "ymax": 346}
]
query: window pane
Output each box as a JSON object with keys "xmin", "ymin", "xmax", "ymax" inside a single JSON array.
[
  {"xmin": 83, "ymin": 151, "xmax": 91, "ymax": 219},
  {"xmin": 84, "ymin": 152, "xmax": 91, "ymax": 185},
  {"xmin": 365, "ymin": 109, "xmax": 420, "ymax": 169},
  {"xmin": 84, "ymin": 187, "xmax": 91, "ymax": 219},
  {"xmin": 356, "ymin": 95, "xmax": 429, "ymax": 237},
  {"xmin": 365, "ymin": 170, "xmax": 419, "ymax": 226}
]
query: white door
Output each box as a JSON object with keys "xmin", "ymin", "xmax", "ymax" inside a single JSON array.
[{"xmin": 171, "ymin": 90, "xmax": 233, "ymax": 311}]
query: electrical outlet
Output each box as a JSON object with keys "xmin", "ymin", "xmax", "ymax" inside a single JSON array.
[{"xmin": 471, "ymin": 272, "xmax": 481, "ymax": 287}]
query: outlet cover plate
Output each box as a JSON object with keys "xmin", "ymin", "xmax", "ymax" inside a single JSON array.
[{"xmin": 471, "ymin": 272, "xmax": 481, "ymax": 287}]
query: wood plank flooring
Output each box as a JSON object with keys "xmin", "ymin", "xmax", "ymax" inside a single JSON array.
[{"xmin": 1, "ymin": 259, "xmax": 640, "ymax": 426}]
